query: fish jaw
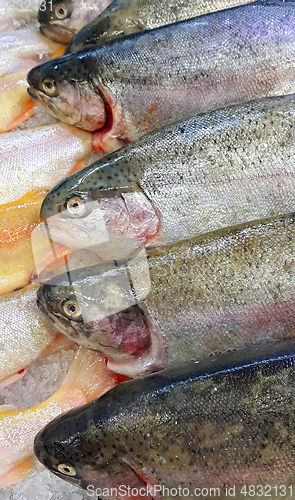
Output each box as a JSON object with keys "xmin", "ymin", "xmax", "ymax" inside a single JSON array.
[
  {"xmin": 38, "ymin": 0, "xmax": 75, "ymax": 43},
  {"xmin": 37, "ymin": 269, "xmax": 167, "ymax": 377},
  {"xmin": 39, "ymin": 23, "xmax": 76, "ymax": 44},
  {"xmin": 27, "ymin": 55, "xmax": 106, "ymax": 130}
]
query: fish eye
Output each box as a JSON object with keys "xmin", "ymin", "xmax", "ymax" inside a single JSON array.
[
  {"xmin": 62, "ymin": 299, "xmax": 82, "ymax": 319},
  {"xmin": 66, "ymin": 196, "xmax": 86, "ymax": 217},
  {"xmin": 41, "ymin": 78, "xmax": 56, "ymax": 96},
  {"xmin": 57, "ymin": 463, "xmax": 76, "ymax": 476},
  {"xmin": 55, "ymin": 3, "xmax": 68, "ymax": 19}
]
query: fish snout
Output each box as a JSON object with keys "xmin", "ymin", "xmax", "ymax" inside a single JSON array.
[
  {"xmin": 37, "ymin": 284, "xmax": 55, "ymax": 316},
  {"xmin": 27, "ymin": 66, "xmax": 44, "ymax": 96},
  {"xmin": 36, "ymin": 296, "xmax": 47, "ymax": 316}
]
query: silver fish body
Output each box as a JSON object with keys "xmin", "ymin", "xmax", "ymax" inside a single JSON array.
[
  {"xmin": 65, "ymin": 0, "xmax": 252, "ymax": 53},
  {"xmin": 40, "ymin": 95, "xmax": 295, "ymax": 261},
  {"xmin": 37, "ymin": 212, "xmax": 295, "ymax": 377},
  {"xmin": 34, "ymin": 339, "xmax": 295, "ymax": 499},
  {"xmin": 28, "ymin": 0, "xmax": 295, "ymax": 153}
]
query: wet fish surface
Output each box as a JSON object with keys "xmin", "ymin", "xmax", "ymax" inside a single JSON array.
[
  {"xmin": 34, "ymin": 339, "xmax": 295, "ymax": 499},
  {"xmin": 0, "ymin": 28, "xmax": 59, "ymax": 77},
  {"xmin": 28, "ymin": 0, "xmax": 295, "ymax": 153},
  {"xmin": 66, "ymin": 0, "xmax": 252, "ymax": 53},
  {"xmin": 40, "ymin": 94, "xmax": 295, "ymax": 261},
  {"xmin": 0, "ymin": 122, "xmax": 92, "ymax": 205},
  {"xmin": 38, "ymin": 212, "xmax": 295, "ymax": 377},
  {"xmin": 38, "ymin": 0, "xmax": 112, "ymax": 44}
]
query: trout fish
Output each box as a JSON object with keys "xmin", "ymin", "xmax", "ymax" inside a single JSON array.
[
  {"xmin": 0, "ymin": 347, "xmax": 118, "ymax": 488},
  {"xmin": 39, "ymin": 94, "xmax": 295, "ymax": 261},
  {"xmin": 66, "ymin": 0, "xmax": 252, "ymax": 53},
  {"xmin": 38, "ymin": 0, "xmax": 113, "ymax": 44},
  {"xmin": 27, "ymin": 0, "xmax": 295, "ymax": 153},
  {"xmin": 34, "ymin": 339, "xmax": 295, "ymax": 499},
  {"xmin": 37, "ymin": 213, "xmax": 295, "ymax": 377}
]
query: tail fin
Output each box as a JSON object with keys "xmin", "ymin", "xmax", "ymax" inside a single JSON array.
[{"xmin": 55, "ymin": 347, "xmax": 120, "ymax": 407}]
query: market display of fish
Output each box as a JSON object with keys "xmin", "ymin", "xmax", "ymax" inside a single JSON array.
[
  {"xmin": 36, "ymin": 212, "xmax": 295, "ymax": 377},
  {"xmin": 65, "ymin": 0, "xmax": 252, "ymax": 53},
  {"xmin": 34, "ymin": 339, "xmax": 295, "ymax": 499},
  {"xmin": 2, "ymin": 0, "xmax": 295, "ymax": 495},
  {"xmin": 28, "ymin": 0, "xmax": 295, "ymax": 153},
  {"xmin": 38, "ymin": 0, "xmax": 113, "ymax": 44},
  {"xmin": 0, "ymin": 347, "xmax": 119, "ymax": 488},
  {"xmin": 39, "ymin": 94, "xmax": 295, "ymax": 261}
]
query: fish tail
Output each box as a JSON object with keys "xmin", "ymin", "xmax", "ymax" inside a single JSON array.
[{"xmin": 56, "ymin": 347, "xmax": 119, "ymax": 406}]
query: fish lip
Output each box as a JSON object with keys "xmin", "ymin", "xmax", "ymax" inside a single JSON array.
[
  {"xmin": 36, "ymin": 298, "xmax": 47, "ymax": 315},
  {"xmin": 39, "ymin": 24, "xmax": 74, "ymax": 44},
  {"xmin": 27, "ymin": 87, "xmax": 37, "ymax": 100}
]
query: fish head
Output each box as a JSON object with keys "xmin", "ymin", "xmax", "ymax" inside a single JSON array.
[
  {"xmin": 34, "ymin": 383, "xmax": 158, "ymax": 495},
  {"xmin": 64, "ymin": 11, "xmax": 112, "ymax": 53},
  {"xmin": 38, "ymin": 0, "xmax": 75, "ymax": 43},
  {"xmin": 27, "ymin": 52, "xmax": 106, "ymax": 131},
  {"xmin": 37, "ymin": 261, "xmax": 166, "ymax": 376},
  {"xmin": 34, "ymin": 407, "xmax": 89, "ymax": 490},
  {"xmin": 39, "ymin": 158, "xmax": 161, "ymax": 261}
]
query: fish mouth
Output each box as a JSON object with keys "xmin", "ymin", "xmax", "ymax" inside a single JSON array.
[
  {"xmin": 27, "ymin": 87, "xmax": 38, "ymax": 100},
  {"xmin": 36, "ymin": 297, "xmax": 47, "ymax": 315},
  {"xmin": 107, "ymin": 315, "xmax": 167, "ymax": 377},
  {"xmin": 39, "ymin": 24, "xmax": 74, "ymax": 44}
]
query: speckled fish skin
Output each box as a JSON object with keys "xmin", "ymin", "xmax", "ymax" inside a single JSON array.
[
  {"xmin": 39, "ymin": 95, "xmax": 295, "ymax": 260},
  {"xmin": 38, "ymin": 0, "xmax": 113, "ymax": 44},
  {"xmin": 34, "ymin": 339, "xmax": 295, "ymax": 499},
  {"xmin": 0, "ymin": 123, "xmax": 92, "ymax": 205},
  {"xmin": 0, "ymin": 284, "xmax": 56, "ymax": 385},
  {"xmin": 66, "ymin": 0, "xmax": 252, "ymax": 53},
  {"xmin": 27, "ymin": 0, "xmax": 295, "ymax": 152},
  {"xmin": 37, "ymin": 213, "xmax": 295, "ymax": 377}
]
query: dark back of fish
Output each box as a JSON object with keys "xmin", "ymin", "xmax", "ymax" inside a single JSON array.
[
  {"xmin": 66, "ymin": 0, "xmax": 253, "ymax": 53},
  {"xmin": 34, "ymin": 339, "xmax": 295, "ymax": 499}
]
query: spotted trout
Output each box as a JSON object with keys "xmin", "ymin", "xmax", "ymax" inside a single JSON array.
[
  {"xmin": 65, "ymin": 0, "xmax": 252, "ymax": 53},
  {"xmin": 34, "ymin": 339, "xmax": 295, "ymax": 499},
  {"xmin": 37, "ymin": 212, "xmax": 295, "ymax": 377},
  {"xmin": 27, "ymin": 0, "xmax": 295, "ymax": 153},
  {"xmin": 39, "ymin": 94, "xmax": 295, "ymax": 261},
  {"xmin": 38, "ymin": 0, "xmax": 112, "ymax": 44}
]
